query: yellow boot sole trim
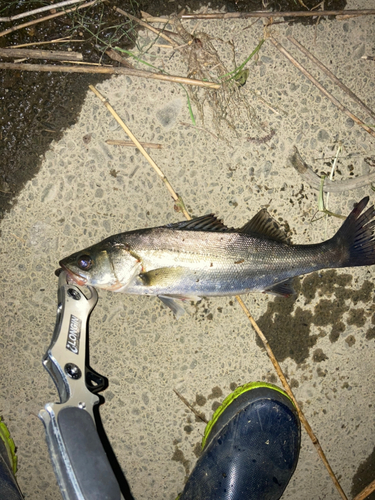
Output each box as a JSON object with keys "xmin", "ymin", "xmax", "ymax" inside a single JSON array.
[
  {"xmin": 202, "ymin": 382, "xmax": 294, "ymax": 450},
  {"xmin": 0, "ymin": 417, "xmax": 17, "ymax": 474}
]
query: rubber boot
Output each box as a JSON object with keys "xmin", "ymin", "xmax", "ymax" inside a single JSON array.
[
  {"xmin": 0, "ymin": 417, "xmax": 23, "ymax": 500},
  {"xmin": 178, "ymin": 382, "xmax": 301, "ymax": 500}
]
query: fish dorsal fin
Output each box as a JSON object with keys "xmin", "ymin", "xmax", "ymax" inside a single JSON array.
[
  {"xmin": 166, "ymin": 214, "xmax": 231, "ymax": 232},
  {"xmin": 240, "ymin": 209, "xmax": 290, "ymax": 244}
]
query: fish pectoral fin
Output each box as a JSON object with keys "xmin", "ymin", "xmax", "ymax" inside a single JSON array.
[
  {"xmin": 139, "ymin": 267, "xmax": 187, "ymax": 287},
  {"xmin": 158, "ymin": 295, "xmax": 186, "ymax": 319},
  {"xmin": 264, "ymin": 278, "xmax": 296, "ymax": 297}
]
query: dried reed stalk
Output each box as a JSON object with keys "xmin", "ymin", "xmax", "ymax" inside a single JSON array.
[
  {"xmin": 0, "ymin": 0, "xmax": 101, "ymax": 38},
  {"xmin": 0, "ymin": 0, "xmax": 86, "ymax": 22},
  {"xmin": 90, "ymin": 84, "xmax": 348, "ymax": 500},
  {"xmin": 105, "ymin": 48, "xmax": 135, "ymax": 68},
  {"xmin": 0, "ymin": 62, "xmax": 220, "ymax": 89},
  {"xmin": 0, "ymin": 48, "xmax": 83, "ymax": 61},
  {"xmin": 8, "ymin": 38, "xmax": 82, "ymax": 49},
  {"xmin": 89, "ymin": 85, "xmax": 190, "ymax": 219},
  {"xmin": 106, "ymin": 139, "xmax": 162, "ymax": 149},
  {"xmin": 287, "ymin": 36, "xmax": 375, "ymax": 122},
  {"xmin": 115, "ymin": 7, "xmax": 178, "ymax": 48},
  {"xmin": 173, "ymin": 389, "xmax": 208, "ymax": 423},
  {"xmin": 269, "ymin": 37, "xmax": 375, "ymax": 139},
  {"xmin": 353, "ymin": 478, "xmax": 375, "ymax": 500},
  {"xmin": 141, "ymin": 9, "xmax": 375, "ymax": 22},
  {"xmin": 236, "ymin": 296, "xmax": 348, "ymax": 500}
]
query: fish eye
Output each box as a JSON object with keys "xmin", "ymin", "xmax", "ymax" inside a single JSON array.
[{"xmin": 77, "ymin": 255, "xmax": 93, "ymax": 271}]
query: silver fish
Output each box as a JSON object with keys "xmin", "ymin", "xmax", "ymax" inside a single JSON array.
[{"xmin": 60, "ymin": 197, "xmax": 375, "ymax": 317}]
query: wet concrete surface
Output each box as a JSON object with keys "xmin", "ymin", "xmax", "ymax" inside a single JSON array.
[
  {"xmin": 1, "ymin": 0, "xmax": 375, "ymax": 499},
  {"xmin": 0, "ymin": 0, "xmax": 347, "ymax": 218}
]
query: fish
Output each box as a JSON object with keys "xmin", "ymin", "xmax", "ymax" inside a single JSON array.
[{"xmin": 59, "ymin": 197, "xmax": 375, "ymax": 318}]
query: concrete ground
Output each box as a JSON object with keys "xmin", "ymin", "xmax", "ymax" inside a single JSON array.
[{"xmin": 1, "ymin": 1, "xmax": 375, "ymax": 498}]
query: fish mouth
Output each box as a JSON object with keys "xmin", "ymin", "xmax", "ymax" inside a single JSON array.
[{"xmin": 58, "ymin": 262, "xmax": 88, "ymax": 286}]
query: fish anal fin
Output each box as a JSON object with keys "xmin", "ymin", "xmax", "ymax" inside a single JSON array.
[
  {"xmin": 241, "ymin": 209, "xmax": 291, "ymax": 244},
  {"xmin": 264, "ymin": 278, "xmax": 296, "ymax": 297}
]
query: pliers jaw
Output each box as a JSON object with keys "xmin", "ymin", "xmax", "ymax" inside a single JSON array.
[{"xmin": 41, "ymin": 269, "xmax": 105, "ymax": 411}]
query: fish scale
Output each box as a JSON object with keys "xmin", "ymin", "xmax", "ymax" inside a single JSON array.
[{"xmin": 123, "ymin": 231, "xmax": 325, "ymax": 294}]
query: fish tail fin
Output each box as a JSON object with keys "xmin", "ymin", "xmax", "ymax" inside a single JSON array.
[{"xmin": 332, "ymin": 197, "xmax": 375, "ymax": 267}]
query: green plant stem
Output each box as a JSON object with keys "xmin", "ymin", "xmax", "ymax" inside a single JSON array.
[
  {"xmin": 221, "ymin": 39, "xmax": 265, "ymax": 81},
  {"xmin": 316, "ymin": 175, "xmax": 346, "ymax": 221}
]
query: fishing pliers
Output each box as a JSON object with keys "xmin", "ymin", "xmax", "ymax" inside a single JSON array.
[{"xmin": 39, "ymin": 270, "xmax": 124, "ymax": 500}]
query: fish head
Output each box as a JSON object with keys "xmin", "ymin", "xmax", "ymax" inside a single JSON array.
[{"xmin": 59, "ymin": 241, "xmax": 141, "ymax": 291}]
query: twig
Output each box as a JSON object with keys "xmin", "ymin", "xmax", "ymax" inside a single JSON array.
[
  {"xmin": 105, "ymin": 48, "xmax": 135, "ymax": 68},
  {"xmin": 249, "ymin": 90, "xmax": 287, "ymax": 116},
  {"xmin": 7, "ymin": 37, "xmax": 82, "ymax": 49},
  {"xmin": 362, "ymin": 55, "xmax": 375, "ymax": 61},
  {"xmin": 142, "ymin": 10, "xmax": 375, "ymax": 22},
  {"xmin": 151, "ymin": 43, "xmax": 174, "ymax": 49},
  {"xmin": 0, "ymin": 0, "xmax": 101, "ymax": 38},
  {"xmin": 296, "ymin": 0, "xmax": 310, "ymax": 10},
  {"xmin": 140, "ymin": 13, "xmax": 171, "ymax": 24},
  {"xmin": 0, "ymin": 48, "xmax": 83, "ymax": 61},
  {"xmin": 353, "ymin": 478, "xmax": 375, "ymax": 500},
  {"xmin": 0, "ymin": 0, "xmax": 86, "ymax": 22},
  {"xmin": 89, "ymin": 85, "xmax": 190, "ymax": 219},
  {"xmin": 287, "ymin": 36, "xmax": 375, "ymax": 122},
  {"xmin": 173, "ymin": 389, "xmax": 208, "ymax": 423},
  {"xmin": 326, "ymin": 144, "xmax": 343, "ymax": 220},
  {"xmin": 312, "ymin": 175, "xmax": 346, "ymax": 222},
  {"xmin": 0, "ymin": 62, "xmax": 220, "ymax": 89},
  {"xmin": 287, "ymin": 147, "xmax": 375, "ymax": 193},
  {"xmin": 90, "ymin": 86, "xmax": 348, "ymax": 499},
  {"xmin": 115, "ymin": 7, "xmax": 178, "ymax": 48},
  {"xmin": 61, "ymin": 60, "xmax": 112, "ymax": 65},
  {"xmin": 337, "ymin": 13, "xmax": 370, "ymax": 20},
  {"xmin": 179, "ymin": 122, "xmax": 220, "ymax": 141},
  {"xmin": 106, "ymin": 139, "xmax": 162, "ymax": 149},
  {"xmin": 235, "ymin": 296, "xmax": 348, "ymax": 500},
  {"xmin": 269, "ymin": 36, "xmax": 375, "ymax": 139}
]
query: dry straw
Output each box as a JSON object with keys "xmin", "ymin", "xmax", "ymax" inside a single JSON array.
[{"xmin": 90, "ymin": 84, "xmax": 350, "ymax": 500}]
